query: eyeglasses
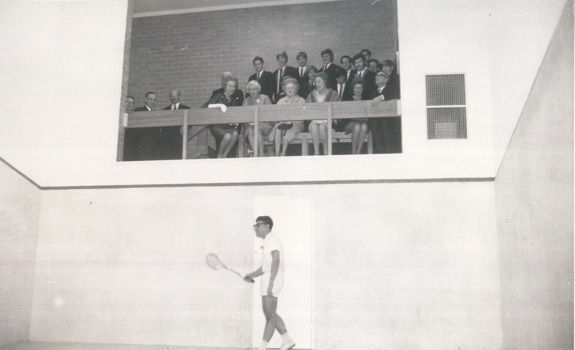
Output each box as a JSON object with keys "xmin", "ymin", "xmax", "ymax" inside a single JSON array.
[{"xmin": 253, "ymin": 222, "xmax": 267, "ymax": 228}]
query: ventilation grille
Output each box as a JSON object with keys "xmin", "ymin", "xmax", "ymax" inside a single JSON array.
[{"xmin": 426, "ymin": 74, "xmax": 467, "ymax": 139}]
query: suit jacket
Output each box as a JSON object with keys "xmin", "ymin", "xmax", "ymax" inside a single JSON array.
[
  {"xmin": 355, "ymin": 70, "xmax": 377, "ymax": 99},
  {"xmin": 369, "ymin": 83, "xmax": 400, "ymax": 101},
  {"xmin": 345, "ymin": 69, "xmax": 357, "ymax": 85},
  {"xmin": 248, "ymin": 70, "xmax": 275, "ymax": 100},
  {"xmin": 295, "ymin": 66, "xmax": 310, "ymax": 98},
  {"xmin": 272, "ymin": 65, "xmax": 298, "ymax": 103},
  {"xmin": 336, "ymin": 82, "xmax": 353, "ymax": 101},
  {"xmin": 387, "ymin": 73, "xmax": 401, "ymax": 99},
  {"xmin": 318, "ymin": 63, "xmax": 342, "ymax": 90},
  {"xmin": 211, "ymin": 88, "xmax": 244, "ymax": 106},
  {"xmin": 163, "ymin": 103, "xmax": 190, "ymax": 110},
  {"xmin": 134, "ymin": 106, "xmax": 153, "ymax": 111}
]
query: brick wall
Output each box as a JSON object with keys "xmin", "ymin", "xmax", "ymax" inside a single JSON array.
[{"xmin": 128, "ymin": 0, "xmax": 397, "ymax": 109}]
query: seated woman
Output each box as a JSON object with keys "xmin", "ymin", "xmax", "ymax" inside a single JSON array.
[
  {"xmin": 202, "ymin": 76, "xmax": 242, "ymax": 158},
  {"xmin": 305, "ymin": 72, "xmax": 340, "ymax": 155},
  {"xmin": 275, "ymin": 77, "xmax": 306, "ymax": 156},
  {"xmin": 243, "ymin": 80, "xmax": 273, "ymax": 156},
  {"xmin": 344, "ymin": 77, "xmax": 370, "ymax": 154}
]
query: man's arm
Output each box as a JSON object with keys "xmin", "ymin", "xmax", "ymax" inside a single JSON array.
[
  {"xmin": 267, "ymin": 250, "xmax": 280, "ymax": 295},
  {"xmin": 244, "ymin": 267, "xmax": 263, "ymax": 282}
]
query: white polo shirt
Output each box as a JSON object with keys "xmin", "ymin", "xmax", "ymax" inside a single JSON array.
[{"xmin": 261, "ymin": 231, "xmax": 285, "ymax": 274}]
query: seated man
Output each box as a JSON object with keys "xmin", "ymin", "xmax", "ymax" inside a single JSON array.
[
  {"xmin": 368, "ymin": 72, "xmax": 402, "ymax": 154},
  {"xmin": 381, "ymin": 59, "xmax": 400, "ymax": 99},
  {"xmin": 164, "ymin": 89, "xmax": 190, "ymax": 110},
  {"xmin": 125, "ymin": 95, "xmax": 135, "ymax": 113},
  {"xmin": 124, "ymin": 91, "xmax": 183, "ymax": 161}
]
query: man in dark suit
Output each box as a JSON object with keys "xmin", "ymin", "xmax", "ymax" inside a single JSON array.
[
  {"xmin": 134, "ymin": 91, "xmax": 156, "ymax": 112},
  {"xmin": 126, "ymin": 95, "xmax": 136, "ymax": 113},
  {"xmin": 382, "ymin": 59, "xmax": 400, "ymax": 99},
  {"xmin": 125, "ymin": 92, "xmax": 158, "ymax": 161},
  {"xmin": 352, "ymin": 53, "xmax": 377, "ymax": 98},
  {"xmin": 248, "ymin": 56, "xmax": 275, "ymax": 101},
  {"xmin": 335, "ymin": 68, "xmax": 352, "ymax": 101},
  {"xmin": 360, "ymin": 49, "xmax": 372, "ymax": 63},
  {"xmin": 295, "ymin": 51, "xmax": 310, "ymax": 98},
  {"xmin": 211, "ymin": 72, "xmax": 244, "ymax": 106},
  {"xmin": 124, "ymin": 91, "xmax": 184, "ymax": 161},
  {"xmin": 156, "ymin": 89, "xmax": 189, "ymax": 160},
  {"xmin": 368, "ymin": 72, "xmax": 402, "ymax": 154},
  {"xmin": 318, "ymin": 49, "xmax": 341, "ymax": 89},
  {"xmin": 340, "ymin": 55, "xmax": 356, "ymax": 86},
  {"xmin": 272, "ymin": 51, "xmax": 298, "ymax": 103},
  {"xmin": 163, "ymin": 89, "xmax": 190, "ymax": 110}
]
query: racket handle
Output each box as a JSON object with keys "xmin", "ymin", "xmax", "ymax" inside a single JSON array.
[{"xmin": 226, "ymin": 266, "xmax": 254, "ymax": 283}]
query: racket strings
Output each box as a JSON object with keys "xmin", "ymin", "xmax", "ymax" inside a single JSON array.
[{"xmin": 205, "ymin": 253, "xmax": 223, "ymax": 270}]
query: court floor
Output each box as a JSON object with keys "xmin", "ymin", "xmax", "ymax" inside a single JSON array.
[{"xmin": 4, "ymin": 342, "xmax": 307, "ymax": 350}]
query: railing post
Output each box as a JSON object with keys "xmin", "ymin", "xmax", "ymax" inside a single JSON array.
[
  {"xmin": 182, "ymin": 110, "xmax": 188, "ymax": 160},
  {"xmin": 327, "ymin": 103, "xmax": 333, "ymax": 155},
  {"xmin": 117, "ymin": 112, "xmax": 128, "ymax": 161},
  {"xmin": 254, "ymin": 107, "xmax": 259, "ymax": 157}
]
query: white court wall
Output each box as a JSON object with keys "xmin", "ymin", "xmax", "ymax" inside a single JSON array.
[
  {"xmin": 494, "ymin": 2, "xmax": 573, "ymax": 349},
  {"xmin": 0, "ymin": 161, "xmax": 41, "ymax": 347},
  {"xmin": 0, "ymin": 0, "xmax": 565, "ymax": 187},
  {"xmin": 30, "ymin": 181, "xmax": 502, "ymax": 349}
]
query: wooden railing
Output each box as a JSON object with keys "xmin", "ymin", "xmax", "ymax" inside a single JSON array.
[{"xmin": 121, "ymin": 99, "xmax": 400, "ymax": 158}]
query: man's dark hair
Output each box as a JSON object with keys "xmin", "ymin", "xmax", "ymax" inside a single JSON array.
[
  {"xmin": 253, "ymin": 56, "xmax": 264, "ymax": 65},
  {"xmin": 321, "ymin": 49, "xmax": 334, "ymax": 60},
  {"xmin": 335, "ymin": 67, "xmax": 347, "ymax": 78},
  {"xmin": 144, "ymin": 91, "xmax": 155, "ymax": 98},
  {"xmin": 256, "ymin": 216, "xmax": 274, "ymax": 230},
  {"xmin": 361, "ymin": 49, "xmax": 372, "ymax": 56},
  {"xmin": 296, "ymin": 51, "xmax": 308, "ymax": 60},
  {"xmin": 276, "ymin": 51, "xmax": 288, "ymax": 61},
  {"xmin": 368, "ymin": 59, "xmax": 380, "ymax": 66},
  {"xmin": 340, "ymin": 55, "xmax": 352, "ymax": 64},
  {"xmin": 352, "ymin": 53, "xmax": 366, "ymax": 64},
  {"xmin": 127, "ymin": 95, "xmax": 135, "ymax": 101},
  {"xmin": 382, "ymin": 59, "xmax": 395, "ymax": 67}
]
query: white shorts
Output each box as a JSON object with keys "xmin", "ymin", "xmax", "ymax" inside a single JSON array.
[{"xmin": 260, "ymin": 272, "xmax": 284, "ymax": 297}]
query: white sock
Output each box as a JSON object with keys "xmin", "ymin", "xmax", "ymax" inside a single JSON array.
[
  {"xmin": 259, "ymin": 340, "xmax": 268, "ymax": 350},
  {"xmin": 281, "ymin": 332, "xmax": 293, "ymax": 343}
]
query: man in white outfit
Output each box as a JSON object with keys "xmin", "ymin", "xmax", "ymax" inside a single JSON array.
[{"xmin": 244, "ymin": 216, "xmax": 296, "ymax": 350}]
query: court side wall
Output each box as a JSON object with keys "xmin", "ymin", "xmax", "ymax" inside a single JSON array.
[
  {"xmin": 30, "ymin": 181, "xmax": 501, "ymax": 349},
  {"xmin": 0, "ymin": 161, "xmax": 41, "ymax": 347},
  {"xmin": 494, "ymin": 2, "xmax": 574, "ymax": 349}
]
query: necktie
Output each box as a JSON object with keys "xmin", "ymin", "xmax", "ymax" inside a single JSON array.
[
  {"xmin": 277, "ymin": 68, "xmax": 283, "ymax": 93},
  {"xmin": 172, "ymin": 104, "xmax": 176, "ymax": 110},
  {"xmin": 300, "ymin": 67, "xmax": 303, "ymax": 78},
  {"xmin": 359, "ymin": 71, "xmax": 363, "ymax": 78},
  {"xmin": 339, "ymin": 84, "xmax": 343, "ymax": 98},
  {"xmin": 258, "ymin": 72, "xmax": 261, "ymax": 81}
]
